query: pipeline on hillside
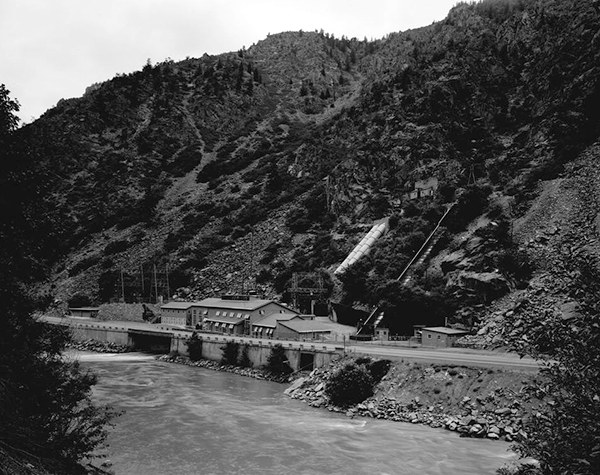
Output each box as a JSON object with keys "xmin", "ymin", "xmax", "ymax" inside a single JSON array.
[{"xmin": 356, "ymin": 202, "xmax": 456, "ymax": 336}]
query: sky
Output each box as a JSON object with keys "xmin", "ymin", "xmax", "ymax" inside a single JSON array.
[{"xmin": 1, "ymin": 0, "xmax": 459, "ymax": 124}]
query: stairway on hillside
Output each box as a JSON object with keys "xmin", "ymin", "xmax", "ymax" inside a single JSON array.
[{"xmin": 400, "ymin": 233, "xmax": 443, "ymax": 286}]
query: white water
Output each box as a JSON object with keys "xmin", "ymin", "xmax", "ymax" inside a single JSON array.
[{"xmin": 77, "ymin": 352, "xmax": 517, "ymax": 474}]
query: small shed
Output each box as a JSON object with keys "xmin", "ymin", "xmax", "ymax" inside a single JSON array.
[
  {"xmin": 69, "ymin": 307, "xmax": 100, "ymax": 318},
  {"xmin": 421, "ymin": 327, "xmax": 469, "ymax": 348},
  {"xmin": 374, "ymin": 327, "xmax": 389, "ymax": 341}
]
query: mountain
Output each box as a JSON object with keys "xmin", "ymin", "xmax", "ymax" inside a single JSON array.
[{"xmin": 18, "ymin": 0, "xmax": 600, "ymax": 336}]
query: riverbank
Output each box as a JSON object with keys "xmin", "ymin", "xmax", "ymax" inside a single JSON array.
[
  {"xmin": 75, "ymin": 339, "xmax": 542, "ymax": 443},
  {"xmin": 285, "ymin": 356, "xmax": 543, "ymax": 442},
  {"xmin": 68, "ymin": 339, "xmax": 132, "ymax": 354},
  {"xmin": 156, "ymin": 349, "xmax": 542, "ymax": 443},
  {"xmin": 157, "ymin": 353, "xmax": 293, "ymax": 383}
]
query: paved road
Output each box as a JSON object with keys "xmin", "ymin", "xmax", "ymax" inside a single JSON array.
[{"xmin": 42, "ymin": 315, "xmax": 540, "ymax": 372}]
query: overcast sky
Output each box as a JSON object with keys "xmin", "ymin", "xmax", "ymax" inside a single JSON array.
[{"xmin": 1, "ymin": 0, "xmax": 458, "ymax": 123}]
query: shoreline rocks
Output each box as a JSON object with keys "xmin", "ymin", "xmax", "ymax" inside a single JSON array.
[
  {"xmin": 157, "ymin": 354, "xmax": 292, "ymax": 383},
  {"xmin": 78, "ymin": 340, "xmax": 533, "ymax": 442},
  {"xmin": 284, "ymin": 365, "xmax": 531, "ymax": 442},
  {"xmin": 68, "ymin": 339, "xmax": 132, "ymax": 353}
]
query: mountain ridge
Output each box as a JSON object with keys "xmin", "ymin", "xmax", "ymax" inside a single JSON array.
[{"xmin": 18, "ymin": 0, "xmax": 600, "ymax": 337}]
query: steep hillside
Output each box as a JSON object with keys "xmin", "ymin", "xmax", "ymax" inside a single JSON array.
[{"xmin": 20, "ymin": 0, "xmax": 600, "ymax": 337}]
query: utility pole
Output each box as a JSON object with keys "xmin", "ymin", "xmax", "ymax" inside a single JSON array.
[
  {"xmin": 153, "ymin": 263, "xmax": 159, "ymax": 304},
  {"xmin": 467, "ymin": 164, "xmax": 476, "ymax": 185},
  {"xmin": 120, "ymin": 268, "xmax": 125, "ymax": 303},
  {"xmin": 166, "ymin": 264, "xmax": 170, "ymax": 302},
  {"xmin": 250, "ymin": 230, "xmax": 255, "ymax": 293}
]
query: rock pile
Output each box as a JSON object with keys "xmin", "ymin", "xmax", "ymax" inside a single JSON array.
[
  {"xmin": 158, "ymin": 354, "xmax": 292, "ymax": 383},
  {"xmin": 460, "ymin": 149, "xmax": 600, "ymax": 349},
  {"xmin": 68, "ymin": 339, "xmax": 131, "ymax": 353},
  {"xmin": 284, "ymin": 362, "xmax": 537, "ymax": 442}
]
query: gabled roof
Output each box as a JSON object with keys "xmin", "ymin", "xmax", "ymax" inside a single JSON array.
[
  {"xmin": 253, "ymin": 312, "xmax": 298, "ymax": 328},
  {"xmin": 191, "ymin": 297, "xmax": 296, "ymax": 313},
  {"xmin": 161, "ymin": 301, "xmax": 192, "ymax": 310},
  {"xmin": 422, "ymin": 326, "xmax": 469, "ymax": 335},
  {"xmin": 278, "ymin": 319, "xmax": 332, "ymax": 334}
]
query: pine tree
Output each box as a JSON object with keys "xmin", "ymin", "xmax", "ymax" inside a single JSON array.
[{"xmin": 0, "ymin": 85, "xmax": 115, "ymax": 472}]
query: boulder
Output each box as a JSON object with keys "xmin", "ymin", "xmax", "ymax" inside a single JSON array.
[
  {"xmin": 441, "ymin": 250, "xmax": 470, "ymax": 274},
  {"xmin": 284, "ymin": 377, "xmax": 306, "ymax": 395},
  {"xmin": 446, "ymin": 271, "xmax": 511, "ymax": 300}
]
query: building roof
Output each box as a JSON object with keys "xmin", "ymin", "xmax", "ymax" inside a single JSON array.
[
  {"xmin": 415, "ymin": 177, "xmax": 439, "ymax": 189},
  {"xmin": 69, "ymin": 307, "xmax": 100, "ymax": 311},
  {"xmin": 253, "ymin": 312, "xmax": 298, "ymax": 328},
  {"xmin": 278, "ymin": 319, "xmax": 332, "ymax": 334},
  {"xmin": 422, "ymin": 326, "xmax": 469, "ymax": 335},
  {"xmin": 191, "ymin": 297, "xmax": 295, "ymax": 313},
  {"xmin": 161, "ymin": 301, "xmax": 192, "ymax": 310}
]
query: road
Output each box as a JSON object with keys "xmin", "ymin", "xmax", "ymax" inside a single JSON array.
[{"xmin": 42, "ymin": 315, "xmax": 540, "ymax": 372}]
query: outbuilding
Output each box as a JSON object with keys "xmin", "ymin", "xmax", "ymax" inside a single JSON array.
[
  {"xmin": 421, "ymin": 326, "xmax": 469, "ymax": 348},
  {"xmin": 160, "ymin": 301, "xmax": 192, "ymax": 326},
  {"xmin": 274, "ymin": 317, "xmax": 332, "ymax": 341}
]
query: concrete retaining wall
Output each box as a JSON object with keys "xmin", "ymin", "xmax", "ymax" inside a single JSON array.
[
  {"xmin": 171, "ymin": 334, "xmax": 340, "ymax": 370},
  {"xmin": 65, "ymin": 322, "xmax": 340, "ymax": 371},
  {"xmin": 70, "ymin": 324, "xmax": 130, "ymax": 346}
]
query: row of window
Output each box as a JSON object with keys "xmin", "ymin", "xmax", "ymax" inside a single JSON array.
[{"xmin": 192, "ymin": 309, "xmax": 252, "ymax": 319}]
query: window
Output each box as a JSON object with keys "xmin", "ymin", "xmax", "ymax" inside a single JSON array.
[
  {"xmin": 259, "ymin": 310, "xmax": 265, "ymax": 315},
  {"xmin": 427, "ymin": 334, "xmax": 431, "ymax": 339},
  {"xmin": 237, "ymin": 313, "xmax": 242, "ymax": 318},
  {"xmin": 229, "ymin": 312, "xmax": 235, "ymax": 317},
  {"xmin": 437, "ymin": 335, "xmax": 441, "ymax": 340},
  {"xmin": 216, "ymin": 311, "xmax": 220, "ymax": 316}
]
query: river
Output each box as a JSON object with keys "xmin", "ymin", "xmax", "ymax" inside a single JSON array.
[{"xmin": 76, "ymin": 351, "xmax": 519, "ymax": 475}]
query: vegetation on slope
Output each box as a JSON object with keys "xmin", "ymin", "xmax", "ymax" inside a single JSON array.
[
  {"xmin": 0, "ymin": 86, "xmax": 115, "ymax": 475},
  {"xmin": 12, "ymin": 0, "xmax": 598, "ymax": 326}
]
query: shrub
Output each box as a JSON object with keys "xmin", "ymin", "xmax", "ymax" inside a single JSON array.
[
  {"xmin": 365, "ymin": 359, "xmax": 392, "ymax": 383},
  {"xmin": 238, "ymin": 344, "xmax": 252, "ymax": 368},
  {"xmin": 325, "ymin": 362, "xmax": 374, "ymax": 406},
  {"xmin": 220, "ymin": 341, "xmax": 240, "ymax": 366},
  {"xmin": 68, "ymin": 293, "xmax": 93, "ymax": 308},
  {"xmin": 185, "ymin": 332, "xmax": 203, "ymax": 361},
  {"xmin": 266, "ymin": 344, "xmax": 292, "ymax": 375}
]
